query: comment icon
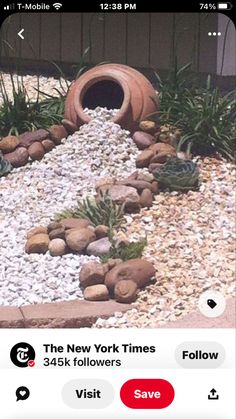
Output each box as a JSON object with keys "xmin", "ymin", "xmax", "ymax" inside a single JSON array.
[{"xmin": 16, "ymin": 386, "xmax": 30, "ymax": 401}]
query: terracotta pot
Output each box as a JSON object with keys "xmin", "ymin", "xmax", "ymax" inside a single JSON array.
[{"xmin": 64, "ymin": 64, "xmax": 159, "ymax": 133}]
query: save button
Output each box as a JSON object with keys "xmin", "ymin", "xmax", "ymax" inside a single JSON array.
[{"xmin": 120, "ymin": 379, "xmax": 174, "ymax": 409}]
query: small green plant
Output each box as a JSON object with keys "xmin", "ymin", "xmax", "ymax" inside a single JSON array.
[
  {"xmin": 101, "ymin": 237, "xmax": 147, "ymax": 262},
  {"xmin": 154, "ymin": 157, "xmax": 199, "ymax": 191},
  {"xmin": 0, "ymin": 153, "xmax": 12, "ymax": 177},
  {"xmin": 55, "ymin": 191, "xmax": 124, "ymax": 230}
]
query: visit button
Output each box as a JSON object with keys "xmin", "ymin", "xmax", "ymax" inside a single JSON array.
[{"xmin": 120, "ymin": 379, "xmax": 174, "ymax": 409}]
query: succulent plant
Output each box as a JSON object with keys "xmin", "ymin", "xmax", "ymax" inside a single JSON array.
[
  {"xmin": 0, "ymin": 154, "xmax": 12, "ymax": 177},
  {"xmin": 154, "ymin": 157, "xmax": 199, "ymax": 191}
]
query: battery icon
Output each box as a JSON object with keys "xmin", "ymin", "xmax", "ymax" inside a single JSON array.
[{"xmin": 217, "ymin": 2, "xmax": 232, "ymax": 9}]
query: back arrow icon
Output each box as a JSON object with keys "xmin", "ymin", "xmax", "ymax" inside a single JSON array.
[{"xmin": 18, "ymin": 29, "xmax": 24, "ymax": 40}]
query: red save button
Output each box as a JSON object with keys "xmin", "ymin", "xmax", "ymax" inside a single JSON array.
[{"xmin": 120, "ymin": 379, "xmax": 174, "ymax": 409}]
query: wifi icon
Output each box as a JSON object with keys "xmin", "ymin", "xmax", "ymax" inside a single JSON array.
[{"xmin": 53, "ymin": 2, "xmax": 62, "ymax": 10}]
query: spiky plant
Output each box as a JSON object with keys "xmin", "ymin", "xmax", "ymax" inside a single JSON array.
[
  {"xmin": 154, "ymin": 157, "xmax": 199, "ymax": 191},
  {"xmin": 55, "ymin": 190, "xmax": 124, "ymax": 230},
  {"xmin": 100, "ymin": 237, "xmax": 147, "ymax": 263},
  {"xmin": 0, "ymin": 154, "xmax": 12, "ymax": 177}
]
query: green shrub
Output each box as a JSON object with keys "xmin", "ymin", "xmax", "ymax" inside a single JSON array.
[
  {"xmin": 152, "ymin": 62, "xmax": 236, "ymax": 161},
  {"xmin": 55, "ymin": 191, "xmax": 124, "ymax": 230},
  {"xmin": 154, "ymin": 157, "xmax": 199, "ymax": 191}
]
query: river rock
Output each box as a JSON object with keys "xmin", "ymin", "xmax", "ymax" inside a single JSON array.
[
  {"xmin": 104, "ymin": 258, "xmax": 155, "ymax": 293},
  {"xmin": 86, "ymin": 237, "xmax": 111, "ymax": 256},
  {"xmin": 4, "ymin": 147, "xmax": 29, "ymax": 167},
  {"xmin": 47, "ymin": 221, "xmax": 63, "ymax": 232},
  {"xmin": 27, "ymin": 226, "xmax": 48, "ymax": 239},
  {"xmin": 25, "ymin": 233, "xmax": 50, "ymax": 254},
  {"xmin": 0, "ymin": 135, "xmax": 20, "ymax": 153},
  {"xmin": 139, "ymin": 188, "xmax": 153, "ymax": 208},
  {"xmin": 19, "ymin": 129, "xmax": 49, "ymax": 147},
  {"xmin": 42, "ymin": 139, "xmax": 55, "ymax": 152},
  {"xmin": 95, "ymin": 225, "xmax": 110, "ymax": 239},
  {"xmin": 60, "ymin": 218, "xmax": 91, "ymax": 230},
  {"xmin": 48, "ymin": 238, "xmax": 66, "ymax": 256},
  {"xmin": 28, "ymin": 142, "xmax": 45, "ymax": 161},
  {"xmin": 139, "ymin": 120, "xmax": 158, "ymax": 135},
  {"xmin": 132, "ymin": 131, "xmax": 155, "ymax": 150},
  {"xmin": 149, "ymin": 142, "xmax": 176, "ymax": 155},
  {"xmin": 48, "ymin": 125, "xmax": 68, "ymax": 145},
  {"xmin": 136, "ymin": 149, "xmax": 154, "ymax": 168},
  {"xmin": 114, "ymin": 279, "xmax": 138, "ymax": 303},
  {"xmin": 84, "ymin": 284, "xmax": 109, "ymax": 301},
  {"xmin": 66, "ymin": 228, "xmax": 96, "ymax": 252},
  {"xmin": 107, "ymin": 185, "xmax": 140, "ymax": 211},
  {"xmin": 80, "ymin": 262, "xmax": 106, "ymax": 288},
  {"xmin": 49, "ymin": 227, "xmax": 65, "ymax": 240}
]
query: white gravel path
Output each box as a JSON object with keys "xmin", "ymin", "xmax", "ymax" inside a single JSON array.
[{"xmin": 0, "ymin": 108, "xmax": 139, "ymax": 306}]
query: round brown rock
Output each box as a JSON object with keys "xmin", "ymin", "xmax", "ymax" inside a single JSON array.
[
  {"xmin": 66, "ymin": 228, "xmax": 96, "ymax": 252},
  {"xmin": 150, "ymin": 150, "xmax": 176, "ymax": 164},
  {"xmin": 28, "ymin": 142, "xmax": 45, "ymax": 161},
  {"xmin": 47, "ymin": 221, "xmax": 63, "ymax": 232},
  {"xmin": 48, "ymin": 125, "xmax": 68, "ymax": 144},
  {"xmin": 149, "ymin": 142, "xmax": 176, "ymax": 155},
  {"xmin": 84, "ymin": 284, "xmax": 109, "ymax": 301},
  {"xmin": 0, "ymin": 135, "xmax": 20, "ymax": 153},
  {"xmin": 132, "ymin": 131, "xmax": 155, "ymax": 150},
  {"xmin": 150, "ymin": 181, "xmax": 159, "ymax": 194},
  {"xmin": 139, "ymin": 188, "xmax": 153, "ymax": 208},
  {"xmin": 136, "ymin": 149, "xmax": 154, "ymax": 168},
  {"xmin": 4, "ymin": 147, "xmax": 29, "ymax": 167},
  {"xmin": 49, "ymin": 238, "xmax": 66, "ymax": 256},
  {"xmin": 95, "ymin": 225, "xmax": 109, "ymax": 239},
  {"xmin": 107, "ymin": 258, "xmax": 123, "ymax": 270},
  {"xmin": 60, "ymin": 218, "xmax": 92, "ymax": 230},
  {"xmin": 80, "ymin": 262, "xmax": 106, "ymax": 288},
  {"xmin": 49, "ymin": 227, "xmax": 65, "ymax": 240},
  {"xmin": 27, "ymin": 226, "xmax": 48, "ymax": 239},
  {"xmin": 42, "ymin": 139, "xmax": 55, "ymax": 153},
  {"xmin": 114, "ymin": 280, "xmax": 138, "ymax": 303},
  {"xmin": 25, "ymin": 233, "xmax": 50, "ymax": 254},
  {"xmin": 104, "ymin": 259, "xmax": 155, "ymax": 293}
]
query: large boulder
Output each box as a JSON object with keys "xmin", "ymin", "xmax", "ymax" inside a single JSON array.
[
  {"xmin": 105, "ymin": 259, "xmax": 155, "ymax": 293},
  {"xmin": 79, "ymin": 262, "xmax": 106, "ymax": 288},
  {"xmin": 66, "ymin": 228, "xmax": 96, "ymax": 252},
  {"xmin": 106, "ymin": 185, "xmax": 140, "ymax": 212},
  {"xmin": 0, "ymin": 135, "xmax": 20, "ymax": 153},
  {"xmin": 25, "ymin": 233, "xmax": 50, "ymax": 254},
  {"xmin": 60, "ymin": 218, "xmax": 91, "ymax": 230},
  {"xmin": 4, "ymin": 147, "xmax": 29, "ymax": 167},
  {"xmin": 114, "ymin": 280, "xmax": 138, "ymax": 303},
  {"xmin": 86, "ymin": 237, "xmax": 111, "ymax": 257},
  {"xmin": 84, "ymin": 284, "xmax": 109, "ymax": 301},
  {"xmin": 132, "ymin": 131, "xmax": 155, "ymax": 150}
]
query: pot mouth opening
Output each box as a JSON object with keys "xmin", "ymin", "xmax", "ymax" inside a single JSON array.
[{"xmin": 82, "ymin": 79, "xmax": 124, "ymax": 110}]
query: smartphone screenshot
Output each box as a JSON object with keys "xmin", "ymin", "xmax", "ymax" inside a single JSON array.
[{"xmin": 0, "ymin": 1, "xmax": 235, "ymax": 418}]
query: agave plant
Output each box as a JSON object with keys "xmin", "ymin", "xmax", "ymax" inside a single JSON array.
[
  {"xmin": 154, "ymin": 157, "xmax": 199, "ymax": 191},
  {"xmin": 0, "ymin": 154, "xmax": 12, "ymax": 177}
]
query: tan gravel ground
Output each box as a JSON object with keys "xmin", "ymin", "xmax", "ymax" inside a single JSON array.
[{"xmin": 94, "ymin": 157, "xmax": 235, "ymax": 328}]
